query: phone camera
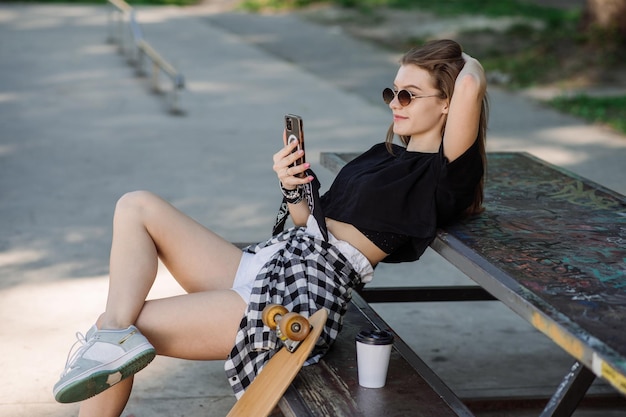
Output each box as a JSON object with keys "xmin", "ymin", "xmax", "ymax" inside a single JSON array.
[{"xmin": 286, "ymin": 119, "xmax": 293, "ymax": 130}]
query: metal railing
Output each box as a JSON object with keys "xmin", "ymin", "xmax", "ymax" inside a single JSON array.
[{"xmin": 107, "ymin": 0, "xmax": 185, "ymax": 114}]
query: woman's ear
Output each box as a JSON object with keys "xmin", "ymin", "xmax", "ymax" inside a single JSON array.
[{"xmin": 442, "ymin": 100, "xmax": 450, "ymax": 115}]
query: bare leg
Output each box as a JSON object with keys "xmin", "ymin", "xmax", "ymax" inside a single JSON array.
[
  {"xmin": 75, "ymin": 191, "xmax": 248, "ymax": 416},
  {"xmin": 99, "ymin": 190, "xmax": 244, "ymax": 329},
  {"xmin": 79, "ymin": 290, "xmax": 247, "ymax": 417},
  {"xmin": 78, "ymin": 378, "xmax": 132, "ymax": 417}
]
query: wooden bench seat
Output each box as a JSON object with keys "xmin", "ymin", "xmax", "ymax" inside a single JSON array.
[{"xmin": 278, "ymin": 293, "xmax": 474, "ymax": 417}]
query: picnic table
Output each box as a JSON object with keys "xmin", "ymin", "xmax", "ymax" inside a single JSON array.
[{"xmin": 318, "ymin": 151, "xmax": 626, "ymax": 416}]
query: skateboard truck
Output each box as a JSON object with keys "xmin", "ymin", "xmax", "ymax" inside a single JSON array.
[{"xmin": 262, "ymin": 304, "xmax": 312, "ymax": 353}]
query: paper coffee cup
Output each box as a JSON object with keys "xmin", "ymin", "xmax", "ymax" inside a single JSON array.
[{"xmin": 355, "ymin": 329, "xmax": 394, "ymax": 388}]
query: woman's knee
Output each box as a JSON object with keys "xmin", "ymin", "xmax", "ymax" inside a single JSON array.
[{"xmin": 114, "ymin": 191, "xmax": 161, "ymax": 220}]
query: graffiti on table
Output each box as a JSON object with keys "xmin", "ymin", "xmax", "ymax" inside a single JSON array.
[{"xmin": 448, "ymin": 153, "xmax": 626, "ymax": 351}]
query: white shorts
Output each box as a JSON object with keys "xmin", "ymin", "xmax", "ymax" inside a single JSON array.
[{"xmin": 230, "ymin": 215, "xmax": 374, "ymax": 304}]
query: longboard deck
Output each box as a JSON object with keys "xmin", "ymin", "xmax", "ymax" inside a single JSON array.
[{"xmin": 226, "ymin": 308, "xmax": 328, "ymax": 417}]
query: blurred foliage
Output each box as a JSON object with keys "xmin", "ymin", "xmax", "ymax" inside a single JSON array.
[
  {"xmin": 549, "ymin": 95, "xmax": 626, "ymax": 134},
  {"xmin": 240, "ymin": 0, "xmax": 577, "ymax": 20}
]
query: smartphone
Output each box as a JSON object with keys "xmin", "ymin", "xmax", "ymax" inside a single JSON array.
[{"xmin": 284, "ymin": 114, "xmax": 305, "ymax": 177}]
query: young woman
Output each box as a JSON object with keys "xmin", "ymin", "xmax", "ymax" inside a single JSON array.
[{"xmin": 53, "ymin": 39, "xmax": 487, "ymax": 416}]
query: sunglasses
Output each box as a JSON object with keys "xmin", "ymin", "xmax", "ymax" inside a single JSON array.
[{"xmin": 382, "ymin": 87, "xmax": 439, "ymax": 107}]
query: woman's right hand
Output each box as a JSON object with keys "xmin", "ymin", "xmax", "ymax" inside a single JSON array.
[{"xmin": 272, "ymin": 130, "xmax": 313, "ymax": 190}]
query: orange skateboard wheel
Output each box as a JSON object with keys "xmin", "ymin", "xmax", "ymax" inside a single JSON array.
[
  {"xmin": 279, "ymin": 312, "xmax": 310, "ymax": 342},
  {"xmin": 262, "ymin": 304, "xmax": 288, "ymax": 330}
]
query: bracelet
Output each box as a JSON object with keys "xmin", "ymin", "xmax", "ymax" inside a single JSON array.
[{"xmin": 280, "ymin": 182, "xmax": 304, "ymax": 204}]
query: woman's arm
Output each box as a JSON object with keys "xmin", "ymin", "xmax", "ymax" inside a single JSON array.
[
  {"xmin": 272, "ymin": 134, "xmax": 313, "ymax": 226},
  {"xmin": 442, "ymin": 53, "xmax": 487, "ymax": 162},
  {"xmin": 284, "ymin": 197, "xmax": 311, "ymax": 227}
]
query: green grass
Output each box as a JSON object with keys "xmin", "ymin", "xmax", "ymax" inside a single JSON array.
[
  {"xmin": 387, "ymin": 0, "xmax": 577, "ymax": 23},
  {"xmin": 239, "ymin": 0, "xmax": 316, "ymax": 12},
  {"xmin": 241, "ymin": 0, "xmax": 578, "ymax": 22},
  {"xmin": 549, "ymin": 95, "xmax": 626, "ymax": 134}
]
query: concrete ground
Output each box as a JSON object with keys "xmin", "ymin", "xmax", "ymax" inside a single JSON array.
[{"xmin": 0, "ymin": 2, "xmax": 624, "ymax": 416}]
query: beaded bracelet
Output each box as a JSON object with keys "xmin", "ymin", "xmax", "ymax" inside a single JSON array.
[{"xmin": 280, "ymin": 182, "xmax": 304, "ymax": 204}]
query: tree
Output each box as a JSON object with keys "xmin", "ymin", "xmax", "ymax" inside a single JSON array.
[{"xmin": 581, "ymin": 0, "xmax": 626, "ymax": 39}]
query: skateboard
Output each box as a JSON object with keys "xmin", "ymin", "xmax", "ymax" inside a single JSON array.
[{"xmin": 226, "ymin": 305, "xmax": 328, "ymax": 417}]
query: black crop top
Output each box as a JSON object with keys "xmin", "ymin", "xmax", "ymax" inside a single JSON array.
[
  {"xmin": 320, "ymin": 140, "xmax": 483, "ymax": 263},
  {"xmin": 356, "ymin": 227, "xmax": 409, "ymax": 255}
]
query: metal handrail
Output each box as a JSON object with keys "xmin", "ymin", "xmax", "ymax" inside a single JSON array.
[{"xmin": 106, "ymin": 0, "xmax": 185, "ymax": 114}]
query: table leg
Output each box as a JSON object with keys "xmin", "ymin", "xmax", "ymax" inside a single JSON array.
[{"xmin": 539, "ymin": 361, "xmax": 596, "ymax": 417}]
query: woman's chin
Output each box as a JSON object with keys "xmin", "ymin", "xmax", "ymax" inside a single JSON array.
[{"xmin": 393, "ymin": 127, "xmax": 410, "ymax": 137}]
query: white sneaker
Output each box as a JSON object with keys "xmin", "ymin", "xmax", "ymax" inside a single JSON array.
[{"xmin": 53, "ymin": 325, "xmax": 156, "ymax": 403}]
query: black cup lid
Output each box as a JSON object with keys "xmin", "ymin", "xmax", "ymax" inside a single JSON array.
[{"xmin": 355, "ymin": 329, "xmax": 394, "ymax": 345}]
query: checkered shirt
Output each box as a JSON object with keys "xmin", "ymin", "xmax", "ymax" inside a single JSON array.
[{"xmin": 224, "ymin": 225, "xmax": 363, "ymax": 399}]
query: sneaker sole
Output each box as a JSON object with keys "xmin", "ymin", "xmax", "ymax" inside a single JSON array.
[{"xmin": 54, "ymin": 347, "xmax": 156, "ymax": 403}]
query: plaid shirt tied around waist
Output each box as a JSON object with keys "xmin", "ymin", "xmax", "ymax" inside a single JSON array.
[{"xmin": 224, "ymin": 225, "xmax": 364, "ymax": 398}]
